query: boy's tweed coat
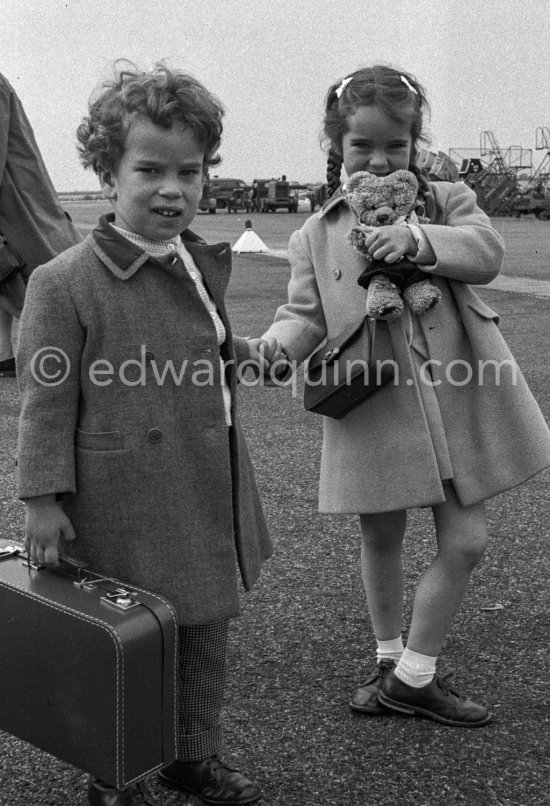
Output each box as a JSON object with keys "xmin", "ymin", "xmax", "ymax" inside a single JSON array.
[
  {"xmin": 17, "ymin": 217, "xmax": 272, "ymax": 624},
  {"xmin": 265, "ymin": 181, "xmax": 550, "ymax": 512}
]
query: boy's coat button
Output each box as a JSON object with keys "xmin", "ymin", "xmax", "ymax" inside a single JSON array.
[
  {"xmin": 332, "ymin": 268, "xmax": 341, "ymax": 280},
  {"xmin": 147, "ymin": 428, "xmax": 163, "ymax": 443}
]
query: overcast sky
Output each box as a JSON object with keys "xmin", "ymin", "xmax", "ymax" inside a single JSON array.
[{"xmin": 3, "ymin": 0, "xmax": 548, "ymax": 190}]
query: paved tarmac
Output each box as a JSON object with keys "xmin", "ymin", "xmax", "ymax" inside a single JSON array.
[
  {"xmin": 483, "ymin": 274, "xmax": 550, "ymax": 296},
  {"xmin": 1, "ymin": 205, "xmax": 547, "ymax": 805}
]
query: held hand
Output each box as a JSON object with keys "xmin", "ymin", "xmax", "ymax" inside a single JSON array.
[
  {"xmin": 363, "ymin": 225, "xmax": 417, "ymax": 264},
  {"xmin": 24, "ymin": 495, "xmax": 76, "ymax": 566},
  {"xmin": 247, "ymin": 337, "xmax": 286, "ymax": 373}
]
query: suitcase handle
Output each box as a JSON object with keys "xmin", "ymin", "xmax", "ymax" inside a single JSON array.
[
  {"xmin": 22, "ymin": 551, "xmax": 89, "ymax": 576},
  {"xmin": 0, "ymin": 544, "xmax": 89, "ymax": 574},
  {"xmin": 1, "ymin": 543, "xmax": 142, "ymax": 612},
  {"xmin": 0, "ymin": 545, "xmax": 21, "ymax": 560}
]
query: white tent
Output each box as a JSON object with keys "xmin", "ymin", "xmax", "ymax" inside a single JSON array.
[{"xmin": 232, "ymin": 220, "xmax": 270, "ymax": 253}]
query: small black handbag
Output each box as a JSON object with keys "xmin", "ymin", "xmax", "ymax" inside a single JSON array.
[{"xmin": 303, "ymin": 316, "xmax": 395, "ymax": 419}]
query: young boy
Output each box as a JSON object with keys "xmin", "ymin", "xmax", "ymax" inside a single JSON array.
[{"xmin": 17, "ymin": 63, "xmax": 273, "ymax": 806}]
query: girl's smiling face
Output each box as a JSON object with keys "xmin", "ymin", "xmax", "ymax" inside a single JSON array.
[
  {"xmin": 100, "ymin": 116, "xmax": 205, "ymax": 240},
  {"xmin": 341, "ymin": 106, "xmax": 413, "ymax": 178}
]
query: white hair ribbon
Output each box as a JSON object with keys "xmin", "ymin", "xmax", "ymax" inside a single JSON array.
[
  {"xmin": 335, "ymin": 76, "xmax": 353, "ymax": 98},
  {"xmin": 400, "ymin": 75, "xmax": 418, "ymax": 95}
]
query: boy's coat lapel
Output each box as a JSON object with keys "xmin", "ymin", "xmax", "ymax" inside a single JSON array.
[{"xmin": 183, "ymin": 240, "xmax": 232, "ymax": 305}]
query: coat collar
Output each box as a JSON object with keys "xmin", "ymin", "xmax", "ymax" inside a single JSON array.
[
  {"xmin": 87, "ymin": 214, "xmax": 231, "ymax": 295},
  {"xmin": 319, "ymin": 187, "xmax": 347, "ymax": 218}
]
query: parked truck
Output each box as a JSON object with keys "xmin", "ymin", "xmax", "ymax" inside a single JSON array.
[
  {"xmin": 198, "ymin": 178, "xmax": 216, "ymax": 214},
  {"xmin": 513, "ymin": 193, "xmax": 550, "ymax": 220},
  {"xmin": 209, "ymin": 177, "xmax": 247, "ymax": 210},
  {"xmin": 260, "ymin": 180, "xmax": 298, "ymax": 213}
]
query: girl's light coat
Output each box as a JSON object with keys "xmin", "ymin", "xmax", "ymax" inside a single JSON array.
[
  {"xmin": 17, "ymin": 221, "xmax": 272, "ymax": 623},
  {"xmin": 266, "ymin": 182, "xmax": 550, "ymax": 512}
]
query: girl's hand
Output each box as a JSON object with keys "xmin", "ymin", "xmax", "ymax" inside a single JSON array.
[
  {"xmin": 363, "ymin": 225, "xmax": 417, "ymax": 263},
  {"xmin": 24, "ymin": 495, "xmax": 76, "ymax": 566},
  {"xmin": 247, "ymin": 337, "xmax": 286, "ymax": 372}
]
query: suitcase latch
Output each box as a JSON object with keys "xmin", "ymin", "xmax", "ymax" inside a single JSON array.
[
  {"xmin": 74, "ymin": 577, "xmax": 111, "ymax": 591},
  {"xmin": 100, "ymin": 588, "xmax": 141, "ymax": 611}
]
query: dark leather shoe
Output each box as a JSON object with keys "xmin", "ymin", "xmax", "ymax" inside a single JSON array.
[
  {"xmin": 378, "ymin": 670, "xmax": 492, "ymax": 727},
  {"xmin": 87, "ymin": 778, "xmax": 157, "ymax": 805},
  {"xmin": 158, "ymin": 757, "xmax": 261, "ymax": 804},
  {"xmin": 349, "ymin": 658, "xmax": 396, "ymax": 714}
]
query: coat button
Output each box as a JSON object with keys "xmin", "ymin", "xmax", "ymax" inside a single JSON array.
[
  {"xmin": 147, "ymin": 428, "xmax": 163, "ymax": 443},
  {"xmin": 332, "ymin": 268, "xmax": 341, "ymax": 280}
]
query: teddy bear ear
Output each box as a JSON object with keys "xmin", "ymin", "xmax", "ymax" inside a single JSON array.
[
  {"xmin": 346, "ymin": 170, "xmax": 377, "ymax": 193},
  {"xmin": 393, "ymin": 169, "xmax": 418, "ymax": 193}
]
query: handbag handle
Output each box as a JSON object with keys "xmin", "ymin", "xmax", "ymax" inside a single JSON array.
[{"xmin": 366, "ymin": 317, "xmax": 376, "ymax": 365}]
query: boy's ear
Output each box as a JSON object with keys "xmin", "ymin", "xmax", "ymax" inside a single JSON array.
[{"xmin": 99, "ymin": 167, "xmax": 117, "ymax": 200}]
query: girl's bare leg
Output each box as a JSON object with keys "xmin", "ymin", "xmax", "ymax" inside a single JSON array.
[
  {"xmin": 406, "ymin": 484, "xmax": 488, "ymax": 657},
  {"xmin": 359, "ymin": 509, "xmax": 407, "ymax": 641}
]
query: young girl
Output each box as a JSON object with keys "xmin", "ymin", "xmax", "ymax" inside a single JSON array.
[
  {"xmin": 262, "ymin": 65, "xmax": 550, "ymax": 726},
  {"xmin": 18, "ymin": 63, "xmax": 271, "ymax": 805}
]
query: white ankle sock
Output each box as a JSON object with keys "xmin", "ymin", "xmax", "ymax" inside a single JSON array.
[
  {"xmin": 376, "ymin": 636, "xmax": 404, "ymax": 664},
  {"xmin": 395, "ymin": 648, "xmax": 437, "ymax": 687}
]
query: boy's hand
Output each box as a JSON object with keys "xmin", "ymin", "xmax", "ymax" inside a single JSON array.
[
  {"xmin": 363, "ymin": 225, "xmax": 417, "ymax": 263},
  {"xmin": 24, "ymin": 495, "xmax": 76, "ymax": 566},
  {"xmin": 247, "ymin": 337, "xmax": 286, "ymax": 372}
]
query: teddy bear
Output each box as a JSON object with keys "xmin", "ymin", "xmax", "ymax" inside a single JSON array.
[{"xmin": 345, "ymin": 169, "xmax": 441, "ymax": 322}]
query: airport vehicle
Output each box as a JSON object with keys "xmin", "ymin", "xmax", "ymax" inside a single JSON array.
[
  {"xmin": 198, "ymin": 179, "xmax": 216, "ymax": 214},
  {"xmin": 513, "ymin": 127, "xmax": 550, "ymax": 217},
  {"xmin": 513, "ymin": 194, "xmax": 550, "ymax": 219},
  {"xmin": 209, "ymin": 178, "xmax": 247, "ymax": 209},
  {"xmin": 260, "ymin": 180, "xmax": 298, "ymax": 213},
  {"xmin": 250, "ymin": 179, "xmax": 270, "ymax": 211},
  {"xmin": 226, "ymin": 186, "xmax": 251, "ymax": 213},
  {"xmin": 450, "ymin": 132, "xmax": 531, "ymax": 215},
  {"xmin": 305, "ymin": 183, "xmax": 327, "ymax": 211}
]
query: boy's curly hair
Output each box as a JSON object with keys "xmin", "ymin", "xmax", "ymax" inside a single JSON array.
[{"xmin": 77, "ymin": 61, "xmax": 224, "ymax": 173}]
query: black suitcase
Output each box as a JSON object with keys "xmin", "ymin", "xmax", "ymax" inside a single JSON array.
[{"xmin": 0, "ymin": 540, "xmax": 177, "ymax": 789}]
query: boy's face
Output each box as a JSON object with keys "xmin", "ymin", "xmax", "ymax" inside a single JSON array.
[{"xmin": 100, "ymin": 117, "xmax": 205, "ymax": 240}]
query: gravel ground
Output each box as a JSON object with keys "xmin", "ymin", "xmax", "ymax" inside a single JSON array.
[{"xmin": 0, "ymin": 213, "xmax": 549, "ymax": 806}]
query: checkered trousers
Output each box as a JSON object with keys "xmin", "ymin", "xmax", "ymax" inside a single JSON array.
[{"xmin": 176, "ymin": 619, "xmax": 229, "ymax": 761}]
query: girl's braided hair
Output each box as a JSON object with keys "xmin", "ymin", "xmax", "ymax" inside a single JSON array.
[
  {"xmin": 77, "ymin": 60, "xmax": 224, "ymax": 174},
  {"xmin": 322, "ymin": 65, "xmax": 431, "ymax": 201}
]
